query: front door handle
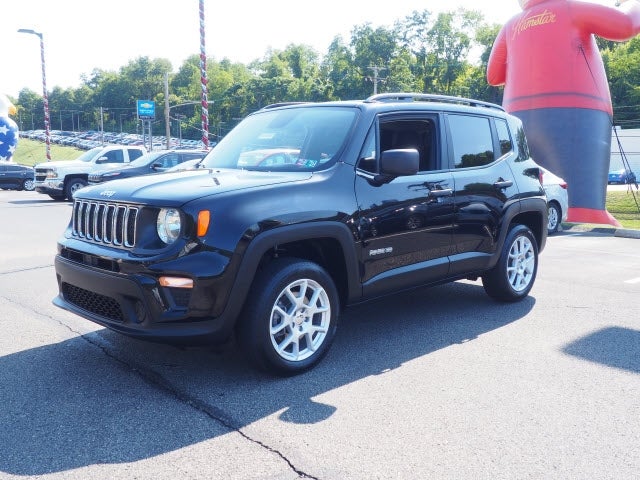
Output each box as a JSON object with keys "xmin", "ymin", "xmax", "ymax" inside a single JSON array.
[{"xmin": 428, "ymin": 188, "xmax": 453, "ymax": 198}]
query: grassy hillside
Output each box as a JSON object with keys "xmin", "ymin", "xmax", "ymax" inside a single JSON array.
[{"xmin": 13, "ymin": 138, "xmax": 85, "ymax": 166}]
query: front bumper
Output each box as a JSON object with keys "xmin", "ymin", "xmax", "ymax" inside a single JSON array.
[
  {"xmin": 35, "ymin": 179, "xmax": 64, "ymax": 195},
  {"xmin": 53, "ymin": 252, "xmax": 237, "ymax": 344}
]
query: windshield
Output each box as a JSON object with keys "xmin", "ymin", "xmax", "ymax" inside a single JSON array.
[
  {"xmin": 200, "ymin": 106, "xmax": 358, "ymax": 172},
  {"xmin": 76, "ymin": 147, "xmax": 104, "ymax": 162},
  {"xmin": 127, "ymin": 151, "xmax": 165, "ymax": 167}
]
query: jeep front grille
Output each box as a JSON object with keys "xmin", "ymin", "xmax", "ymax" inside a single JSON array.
[{"xmin": 72, "ymin": 200, "xmax": 139, "ymax": 248}]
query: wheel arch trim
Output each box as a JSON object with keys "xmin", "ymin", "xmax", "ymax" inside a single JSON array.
[{"xmin": 223, "ymin": 221, "xmax": 361, "ymax": 321}]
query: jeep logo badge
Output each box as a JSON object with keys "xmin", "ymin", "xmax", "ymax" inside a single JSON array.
[{"xmin": 100, "ymin": 190, "xmax": 116, "ymax": 198}]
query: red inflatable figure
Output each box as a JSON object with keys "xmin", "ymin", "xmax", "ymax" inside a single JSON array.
[{"xmin": 487, "ymin": 0, "xmax": 640, "ymax": 226}]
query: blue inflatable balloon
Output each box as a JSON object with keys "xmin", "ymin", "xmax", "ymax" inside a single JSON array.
[{"xmin": 0, "ymin": 93, "xmax": 19, "ymax": 161}]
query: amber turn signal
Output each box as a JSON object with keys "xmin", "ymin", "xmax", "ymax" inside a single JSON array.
[{"xmin": 197, "ymin": 210, "xmax": 210, "ymax": 237}]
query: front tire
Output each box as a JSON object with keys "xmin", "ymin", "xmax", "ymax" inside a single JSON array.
[
  {"xmin": 482, "ymin": 224, "xmax": 538, "ymax": 302},
  {"xmin": 65, "ymin": 178, "xmax": 87, "ymax": 200},
  {"xmin": 237, "ymin": 258, "xmax": 339, "ymax": 376}
]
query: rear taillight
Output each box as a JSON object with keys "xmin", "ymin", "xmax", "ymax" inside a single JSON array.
[{"xmin": 559, "ymin": 181, "xmax": 568, "ymax": 189}]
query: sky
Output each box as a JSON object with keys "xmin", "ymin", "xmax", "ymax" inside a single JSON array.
[{"xmin": 1, "ymin": 0, "xmax": 616, "ymax": 98}]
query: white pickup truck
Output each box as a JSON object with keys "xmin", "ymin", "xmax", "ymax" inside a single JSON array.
[{"xmin": 34, "ymin": 145, "xmax": 146, "ymax": 200}]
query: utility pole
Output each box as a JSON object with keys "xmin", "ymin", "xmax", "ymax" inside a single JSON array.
[
  {"xmin": 367, "ymin": 66, "xmax": 386, "ymax": 95},
  {"xmin": 164, "ymin": 72, "xmax": 171, "ymax": 149}
]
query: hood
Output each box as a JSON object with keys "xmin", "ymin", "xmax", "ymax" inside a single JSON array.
[
  {"xmin": 77, "ymin": 168, "xmax": 313, "ymax": 206},
  {"xmin": 34, "ymin": 159, "xmax": 84, "ymax": 169}
]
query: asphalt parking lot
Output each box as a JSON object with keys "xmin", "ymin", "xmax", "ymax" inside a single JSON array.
[{"xmin": 1, "ymin": 189, "xmax": 639, "ymax": 480}]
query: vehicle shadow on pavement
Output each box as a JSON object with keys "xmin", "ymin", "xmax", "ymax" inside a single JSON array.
[
  {"xmin": 562, "ymin": 326, "xmax": 640, "ymax": 373},
  {"xmin": 0, "ymin": 281, "xmax": 534, "ymax": 475}
]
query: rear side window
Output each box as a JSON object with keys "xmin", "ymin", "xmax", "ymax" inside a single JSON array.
[
  {"xmin": 495, "ymin": 119, "xmax": 513, "ymax": 156},
  {"xmin": 128, "ymin": 149, "xmax": 144, "ymax": 161},
  {"xmin": 448, "ymin": 115, "xmax": 494, "ymax": 168}
]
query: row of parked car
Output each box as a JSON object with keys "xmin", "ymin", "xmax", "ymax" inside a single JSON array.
[
  {"xmin": 32, "ymin": 145, "xmax": 208, "ymax": 201},
  {"xmin": 20, "ymin": 129, "xmax": 207, "ymax": 151}
]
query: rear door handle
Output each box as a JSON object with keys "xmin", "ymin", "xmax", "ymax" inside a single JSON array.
[{"xmin": 493, "ymin": 179, "xmax": 513, "ymax": 189}]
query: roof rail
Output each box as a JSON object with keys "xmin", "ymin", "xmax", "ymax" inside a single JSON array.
[
  {"xmin": 260, "ymin": 102, "xmax": 310, "ymax": 110},
  {"xmin": 366, "ymin": 92, "xmax": 505, "ymax": 112}
]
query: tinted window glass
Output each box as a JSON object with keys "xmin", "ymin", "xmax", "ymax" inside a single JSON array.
[
  {"xmin": 512, "ymin": 119, "xmax": 531, "ymax": 161},
  {"xmin": 201, "ymin": 106, "xmax": 357, "ymax": 172},
  {"xmin": 128, "ymin": 149, "xmax": 144, "ymax": 161},
  {"xmin": 357, "ymin": 127, "xmax": 377, "ymax": 173},
  {"xmin": 449, "ymin": 115, "xmax": 494, "ymax": 168},
  {"xmin": 103, "ymin": 150, "xmax": 125, "ymax": 163},
  {"xmin": 495, "ymin": 119, "xmax": 513, "ymax": 156}
]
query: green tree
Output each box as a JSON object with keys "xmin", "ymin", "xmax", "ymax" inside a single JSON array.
[
  {"xmin": 603, "ymin": 37, "xmax": 640, "ymax": 129},
  {"xmin": 399, "ymin": 9, "xmax": 482, "ymax": 95},
  {"xmin": 350, "ymin": 23, "xmax": 401, "ymax": 98},
  {"xmin": 321, "ymin": 36, "xmax": 358, "ymax": 100}
]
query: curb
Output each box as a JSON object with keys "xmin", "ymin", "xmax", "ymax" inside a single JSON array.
[
  {"xmin": 560, "ymin": 223, "xmax": 640, "ymax": 239},
  {"xmin": 614, "ymin": 228, "xmax": 640, "ymax": 239}
]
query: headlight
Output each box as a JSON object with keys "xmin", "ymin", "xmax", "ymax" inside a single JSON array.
[
  {"xmin": 156, "ymin": 208, "xmax": 181, "ymax": 244},
  {"xmin": 46, "ymin": 169, "xmax": 57, "ymax": 179}
]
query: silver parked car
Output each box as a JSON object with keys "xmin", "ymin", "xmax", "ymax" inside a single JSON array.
[{"xmin": 541, "ymin": 167, "xmax": 568, "ymax": 234}]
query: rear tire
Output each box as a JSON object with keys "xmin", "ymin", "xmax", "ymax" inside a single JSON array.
[
  {"xmin": 482, "ymin": 224, "xmax": 538, "ymax": 302},
  {"xmin": 22, "ymin": 179, "xmax": 35, "ymax": 191},
  {"xmin": 237, "ymin": 258, "xmax": 339, "ymax": 376}
]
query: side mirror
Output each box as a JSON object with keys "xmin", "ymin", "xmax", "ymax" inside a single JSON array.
[
  {"xmin": 381, "ymin": 149, "xmax": 419, "ymax": 176},
  {"xmin": 95, "ymin": 156, "xmax": 109, "ymax": 164},
  {"xmin": 371, "ymin": 149, "xmax": 419, "ymax": 185}
]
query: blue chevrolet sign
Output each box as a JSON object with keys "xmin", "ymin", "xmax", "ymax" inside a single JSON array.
[{"xmin": 137, "ymin": 100, "xmax": 155, "ymax": 120}]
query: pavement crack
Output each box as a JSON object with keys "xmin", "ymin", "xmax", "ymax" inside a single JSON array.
[
  {"xmin": 0, "ymin": 264, "xmax": 54, "ymax": 275},
  {"xmin": 4, "ymin": 295, "xmax": 318, "ymax": 480},
  {"xmin": 80, "ymin": 334, "xmax": 319, "ymax": 480}
]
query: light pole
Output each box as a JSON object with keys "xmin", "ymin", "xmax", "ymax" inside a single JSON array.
[
  {"xmin": 18, "ymin": 28, "xmax": 51, "ymax": 161},
  {"xmin": 119, "ymin": 113, "xmax": 128, "ymax": 133},
  {"xmin": 164, "ymin": 100, "xmax": 213, "ymax": 149},
  {"xmin": 173, "ymin": 114, "xmax": 186, "ymax": 146}
]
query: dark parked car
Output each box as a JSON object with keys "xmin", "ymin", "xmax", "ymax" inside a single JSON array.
[
  {"xmin": 0, "ymin": 161, "xmax": 35, "ymax": 191},
  {"xmin": 52, "ymin": 93, "xmax": 548, "ymax": 375},
  {"xmin": 608, "ymin": 168, "xmax": 636, "ymax": 185},
  {"xmin": 88, "ymin": 149, "xmax": 207, "ymax": 184}
]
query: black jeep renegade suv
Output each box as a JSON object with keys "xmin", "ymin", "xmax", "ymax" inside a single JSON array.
[{"xmin": 53, "ymin": 93, "xmax": 548, "ymax": 375}]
